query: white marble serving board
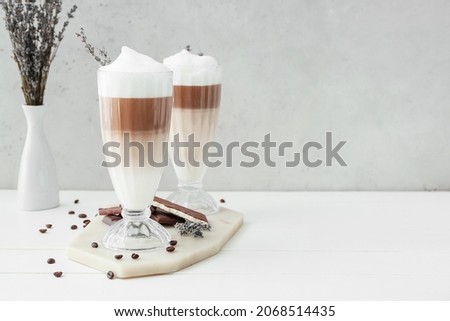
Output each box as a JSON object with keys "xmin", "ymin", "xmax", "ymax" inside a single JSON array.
[{"xmin": 67, "ymin": 208, "xmax": 243, "ymax": 278}]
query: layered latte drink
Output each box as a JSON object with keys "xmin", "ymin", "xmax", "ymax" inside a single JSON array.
[
  {"xmin": 98, "ymin": 47, "xmax": 172, "ymax": 250},
  {"xmin": 164, "ymin": 49, "xmax": 222, "ymax": 215}
]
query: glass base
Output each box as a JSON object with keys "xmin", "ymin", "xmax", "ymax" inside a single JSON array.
[
  {"xmin": 167, "ymin": 184, "xmax": 219, "ymax": 215},
  {"xmin": 102, "ymin": 208, "xmax": 171, "ymax": 251}
]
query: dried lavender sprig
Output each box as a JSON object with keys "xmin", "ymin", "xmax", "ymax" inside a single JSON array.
[
  {"xmin": 174, "ymin": 221, "xmax": 211, "ymax": 238},
  {"xmin": 50, "ymin": 4, "xmax": 77, "ymax": 63},
  {"xmin": 75, "ymin": 27, "xmax": 111, "ymax": 66},
  {"xmin": 1, "ymin": 0, "xmax": 77, "ymax": 106}
]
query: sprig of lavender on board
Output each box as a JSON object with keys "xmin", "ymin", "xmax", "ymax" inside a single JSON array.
[
  {"xmin": 75, "ymin": 27, "xmax": 111, "ymax": 66},
  {"xmin": 1, "ymin": 0, "xmax": 77, "ymax": 106},
  {"xmin": 175, "ymin": 221, "xmax": 211, "ymax": 238}
]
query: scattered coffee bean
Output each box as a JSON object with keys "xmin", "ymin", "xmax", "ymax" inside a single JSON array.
[
  {"xmin": 91, "ymin": 242, "xmax": 98, "ymax": 248},
  {"xmin": 47, "ymin": 258, "xmax": 55, "ymax": 264},
  {"xmin": 68, "ymin": 210, "xmax": 75, "ymax": 215},
  {"xmin": 220, "ymin": 198, "xmax": 225, "ymax": 203},
  {"xmin": 39, "ymin": 228, "xmax": 47, "ymax": 234},
  {"xmin": 169, "ymin": 240, "xmax": 178, "ymax": 246},
  {"xmin": 74, "ymin": 199, "xmax": 79, "ymax": 204},
  {"xmin": 166, "ymin": 246, "xmax": 175, "ymax": 252},
  {"xmin": 45, "ymin": 224, "xmax": 52, "ymax": 229},
  {"xmin": 70, "ymin": 225, "xmax": 78, "ymax": 230},
  {"xmin": 131, "ymin": 253, "xmax": 139, "ymax": 260},
  {"xmin": 107, "ymin": 271, "xmax": 114, "ymax": 279},
  {"xmin": 83, "ymin": 219, "xmax": 90, "ymax": 224},
  {"xmin": 53, "ymin": 271, "xmax": 63, "ymax": 278},
  {"xmin": 78, "ymin": 213, "xmax": 87, "ymax": 219},
  {"xmin": 114, "ymin": 254, "xmax": 123, "ymax": 260}
]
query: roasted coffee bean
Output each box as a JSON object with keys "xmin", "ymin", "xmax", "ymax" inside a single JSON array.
[
  {"xmin": 53, "ymin": 271, "xmax": 63, "ymax": 278},
  {"xmin": 68, "ymin": 210, "xmax": 75, "ymax": 215},
  {"xmin": 47, "ymin": 258, "xmax": 55, "ymax": 264},
  {"xmin": 166, "ymin": 246, "xmax": 175, "ymax": 252},
  {"xmin": 114, "ymin": 254, "xmax": 123, "ymax": 260},
  {"xmin": 45, "ymin": 224, "xmax": 52, "ymax": 229},
  {"xmin": 70, "ymin": 225, "xmax": 78, "ymax": 230},
  {"xmin": 39, "ymin": 229, "xmax": 47, "ymax": 234},
  {"xmin": 83, "ymin": 219, "xmax": 91, "ymax": 224},
  {"xmin": 131, "ymin": 253, "xmax": 139, "ymax": 260},
  {"xmin": 91, "ymin": 242, "xmax": 98, "ymax": 248},
  {"xmin": 78, "ymin": 213, "xmax": 87, "ymax": 219},
  {"xmin": 74, "ymin": 199, "xmax": 79, "ymax": 204},
  {"xmin": 220, "ymin": 198, "xmax": 225, "ymax": 203},
  {"xmin": 107, "ymin": 271, "xmax": 114, "ymax": 279},
  {"xmin": 169, "ymin": 240, "xmax": 178, "ymax": 246}
]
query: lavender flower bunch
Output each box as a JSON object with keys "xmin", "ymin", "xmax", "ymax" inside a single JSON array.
[{"xmin": 1, "ymin": 0, "xmax": 77, "ymax": 105}]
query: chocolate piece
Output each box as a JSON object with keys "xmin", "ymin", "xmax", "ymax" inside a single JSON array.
[
  {"xmin": 166, "ymin": 246, "xmax": 175, "ymax": 252},
  {"xmin": 153, "ymin": 196, "xmax": 208, "ymax": 226},
  {"xmin": 46, "ymin": 224, "xmax": 52, "ymax": 229},
  {"xmin": 53, "ymin": 271, "xmax": 63, "ymax": 278},
  {"xmin": 150, "ymin": 205, "xmax": 185, "ymax": 225},
  {"xmin": 220, "ymin": 198, "xmax": 225, "ymax": 203},
  {"xmin": 91, "ymin": 242, "xmax": 98, "ymax": 248},
  {"xmin": 47, "ymin": 258, "xmax": 55, "ymax": 264},
  {"xmin": 107, "ymin": 271, "xmax": 114, "ymax": 279},
  {"xmin": 70, "ymin": 225, "xmax": 78, "ymax": 230},
  {"xmin": 98, "ymin": 206, "xmax": 122, "ymax": 216},
  {"xmin": 78, "ymin": 213, "xmax": 87, "ymax": 219},
  {"xmin": 169, "ymin": 240, "xmax": 178, "ymax": 246},
  {"xmin": 102, "ymin": 214, "xmax": 123, "ymax": 226},
  {"xmin": 68, "ymin": 210, "xmax": 75, "ymax": 215},
  {"xmin": 74, "ymin": 199, "xmax": 79, "ymax": 204},
  {"xmin": 150, "ymin": 212, "xmax": 184, "ymax": 225},
  {"xmin": 131, "ymin": 253, "xmax": 139, "ymax": 260},
  {"xmin": 114, "ymin": 254, "xmax": 123, "ymax": 260},
  {"xmin": 39, "ymin": 228, "xmax": 47, "ymax": 234}
]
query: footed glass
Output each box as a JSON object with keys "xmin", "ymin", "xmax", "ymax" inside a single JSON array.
[
  {"xmin": 168, "ymin": 68, "xmax": 222, "ymax": 215},
  {"xmin": 98, "ymin": 68, "xmax": 173, "ymax": 251}
]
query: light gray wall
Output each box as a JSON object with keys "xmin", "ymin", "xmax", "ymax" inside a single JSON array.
[{"xmin": 1, "ymin": 0, "xmax": 450, "ymax": 191}]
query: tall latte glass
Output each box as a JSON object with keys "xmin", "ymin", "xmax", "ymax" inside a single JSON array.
[
  {"xmin": 98, "ymin": 47, "xmax": 172, "ymax": 251},
  {"xmin": 164, "ymin": 50, "xmax": 221, "ymax": 215}
]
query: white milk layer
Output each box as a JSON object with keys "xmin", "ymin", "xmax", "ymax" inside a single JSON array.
[
  {"xmin": 163, "ymin": 49, "xmax": 221, "ymax": 86},
  {"xmin": 169, "ymin": 108, "xmax": 220, "ymax": 184},
  {"xmin": 98, "ymin": 47, "xmax": 172, "ymax": 98},
  {"xmin": 102, "ymin": 130, "xmax": 168, "ymax": 210}
]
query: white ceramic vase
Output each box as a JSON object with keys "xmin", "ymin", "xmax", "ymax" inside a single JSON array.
[{"xmin": 17, "ymin": 105, "xmax": 59, "ymax": 211}]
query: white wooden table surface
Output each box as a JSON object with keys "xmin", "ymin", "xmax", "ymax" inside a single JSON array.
[{"xmin": 1, "ymin": 190, "xmax": 450, "ymax": 301}]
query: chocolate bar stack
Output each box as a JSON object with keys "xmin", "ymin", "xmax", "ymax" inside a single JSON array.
[{"xmin": 99, "ymin": 196, "xmax": 209, "ymax": 227}]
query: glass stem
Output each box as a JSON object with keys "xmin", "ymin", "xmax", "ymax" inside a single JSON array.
[
  {"xmin": 178, "ymin": 181, "xmax": 204, "ymax": 192},
  {"xmin": 122, "ymin": 207, "xmax": 150, "ymax": 221}
]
